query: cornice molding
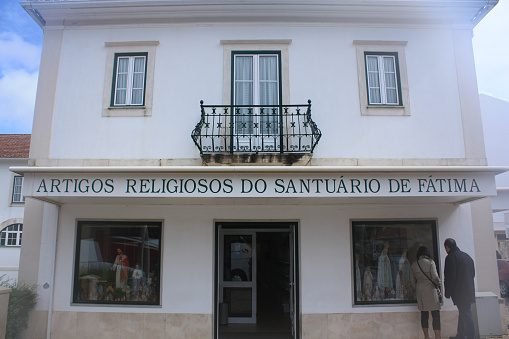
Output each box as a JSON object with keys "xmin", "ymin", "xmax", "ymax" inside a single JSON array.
[{"xmin": 21, "ymin": 0, "xmax": 497, "ymax": 29}]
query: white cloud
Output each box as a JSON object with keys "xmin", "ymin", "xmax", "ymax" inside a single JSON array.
[
  {"xmin": 0, "ymin": 31, "xmax": 41, "ymax": 133},
  {"xmin": 0, "ymin": 32, "xmax": 41, "ymax": 72},
  {"xmin": 473, "ymin": 1, "xmax": 509, "ymax": 102},
  {"xmin": 0, "ymin": 69, "xmax": 38, "ymax": 133}
]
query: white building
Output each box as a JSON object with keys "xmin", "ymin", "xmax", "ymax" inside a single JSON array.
[
  {"xmin": 15, "ymin": 1, "xmax": 507, "ymax": 338},
  {"xmin": 480, "ymin": 94, "xmax": 509, "ymax": 258},
  {"xmin": 0, "ymin": 134, "xmax": 30, "ymax": 281}
]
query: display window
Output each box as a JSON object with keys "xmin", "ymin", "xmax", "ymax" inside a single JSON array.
[
  {"xmin": 73, "ymin": 221, "xmax": 162, "ymax": 305},
  {"xmin": 352, "ymin": 219, "xmax": 438, "ymax": 305}
]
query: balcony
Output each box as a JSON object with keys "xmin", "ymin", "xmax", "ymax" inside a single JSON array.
[{"xmin": 192, "ymin": 100, "xmax": 321, "ymax": 163}]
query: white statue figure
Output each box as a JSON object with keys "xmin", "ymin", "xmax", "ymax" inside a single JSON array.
[
  {"xmin": 356, "ymin": 258, "xmax": 362, "ymax": 300},
  {"xmin": 363, "ymin": 266, "xmax": 373, "ymax": 301},
  {"xmin": 396, "ymin": 250, "xmax": 411, "ymax": 299},
  {"xmin": 377, "ymin": 246, "xmax": 393, "ymax": 299}
]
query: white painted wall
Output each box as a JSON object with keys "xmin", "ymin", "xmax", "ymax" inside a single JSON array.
[
  {"xmin": 49, "ymin": 25, "xmax": 466, "ymax": 160},
  {"xmin": 49, "ymin": 202, "xmax": 474, "ymax": 314},
  {"xmin": 481, "ymin": 94, "xmax": 509, "ymax": 187},
  {"xmin": 480, "ymin": 94, "xmax": 509, "ymax": 223}
]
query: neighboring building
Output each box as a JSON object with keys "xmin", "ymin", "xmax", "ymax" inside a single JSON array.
[
  {"xmin": 480, "ymin": 94, "xmax": 509, "ymax": 259},
  {"xmin": 15, "ymin": 1, "xmax": 507, "ymax": 338},
  {"xmin": 0, "ymin": 134, "xmax": 30, "ymax": 281}
]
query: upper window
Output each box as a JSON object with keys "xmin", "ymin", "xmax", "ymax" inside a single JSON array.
[
  {"xmin": 232, "ymin": 51, "xmax": 282, "ymax": 136},
  {"xmin": 12, "ymin": 176, "xmax": 25, "ymax": 203},
  {"xmin": 365, "ymin": 52, "xmax": 401, "ymax": 106},
  {"xmin": 354, "ymin": 40, "xmax": 410, "ymax": 116},
  {"xmin": 0, "ymin": 224, "xmax": 23, "ymax": 247},
  {"xmin": 102, "ymin": 41, "xmax": 158, "ymax": 117},
  {"xmin": 73, "ymin": 220, "xmax": 162, "ymax": 305},
  {"xmin": 352, "ymin": 219, "xmax": 438, "ymax": 305},
  {"xmin": 111, "ymin": 53, "xmax": 147, "ymax": 107}
]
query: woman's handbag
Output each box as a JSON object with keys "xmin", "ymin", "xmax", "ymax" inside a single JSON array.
[{"xmin": 417, "ymin": 258, "xmax": 443, "ymax": 303}]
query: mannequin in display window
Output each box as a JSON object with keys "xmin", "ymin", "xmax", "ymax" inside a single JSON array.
[{"xmin": 377, "ymin": 244, "xmax": 393, "ymax": 298}]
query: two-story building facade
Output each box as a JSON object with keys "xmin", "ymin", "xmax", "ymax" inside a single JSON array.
[
  {"xmin": 14, "ymin": 1, "xmax": 506, "ymax": 338},
  {"xmin": 0, "ymin": 134, "xmax": 30, "ymax": 282}
]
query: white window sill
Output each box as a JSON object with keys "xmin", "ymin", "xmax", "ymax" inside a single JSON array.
[
  {"xmin": 102, "ymin": 106, "xmax": 152, "ymax": 117},
  {"xmin": 361, "ymin": 105, "xmax": 409, "ymax": 116}
]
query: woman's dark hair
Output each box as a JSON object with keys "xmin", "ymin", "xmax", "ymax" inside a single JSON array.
[{"xmin": 416, "ymin": 246, "xmax": 431, "ymax": 259}]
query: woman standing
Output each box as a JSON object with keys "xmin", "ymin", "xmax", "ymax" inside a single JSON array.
[{"xmin": 410, "ymin": 246, "xmax": 441, "ymax": 339}]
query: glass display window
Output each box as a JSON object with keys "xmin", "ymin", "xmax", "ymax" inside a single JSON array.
[
  {"xmin": 352, "ymin": 219, "xmax": 438, "ymax": 305},
  {"xmin": 73, "ymin": 220, "xmax": 162, "ymax": 305}
]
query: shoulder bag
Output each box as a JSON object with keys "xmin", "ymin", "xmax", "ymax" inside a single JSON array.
[{"xmin": 417, "ymin": 258, "xmax": 443, "ymax": 303}]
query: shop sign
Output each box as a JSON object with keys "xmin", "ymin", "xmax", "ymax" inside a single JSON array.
[{"xmin": 23, "ymin": 172, "xmax": 496, "ymax": 198}]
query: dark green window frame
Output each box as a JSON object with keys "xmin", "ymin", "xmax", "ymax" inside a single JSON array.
[
  {"xmin": 230, "ymin": 50, "xmax": 283, "ymax": 107},
  {"xmin": 110, "ymin": 52, "xmax": 148, "ymax": 107},
  {"xmin": 364, "ymin": 51, "xmax": 403, "ymax": 106}
]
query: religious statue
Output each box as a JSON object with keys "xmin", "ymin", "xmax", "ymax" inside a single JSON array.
[
  {"xmin": 111, "ymin": 248, "xmax": 129, "ymax": 290},
  {"xmin": 363, "ymin": 266, "xmax": 373, "ymax": 301},
  {"xmin": 396, "ymin": 250, "xmax": 411, "ymax": 299},
  {"xmin": 377, "ymin": 244, "xmax": 393, "ymax": 299}
]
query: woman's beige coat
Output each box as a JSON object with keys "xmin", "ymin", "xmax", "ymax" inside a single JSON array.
[{"xmin": 410, "ymin": 257, "xmax": 441, "ymax": 311}]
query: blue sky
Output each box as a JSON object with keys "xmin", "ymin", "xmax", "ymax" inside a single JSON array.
[{"xmin": 0, "ymin": 0, "xmax": 508, "ymax": 134}]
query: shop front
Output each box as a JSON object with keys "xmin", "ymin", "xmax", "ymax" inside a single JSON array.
[{"xmin": 14, "ymin": 166, "xmax": 503, "ymax": 338}]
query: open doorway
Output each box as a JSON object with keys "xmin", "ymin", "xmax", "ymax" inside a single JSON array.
[{"xmin": 215, "ymin": 222, "xmax": 299, "ymax": 339}]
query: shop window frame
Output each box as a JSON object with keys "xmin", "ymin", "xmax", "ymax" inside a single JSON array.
[
  {"xmin": 72, "ymin": 220, "xmax": 162, "ymax": 306},
  {"xmin": 351, "ymin": 219, "xmax": 439, "ymax": 306}
]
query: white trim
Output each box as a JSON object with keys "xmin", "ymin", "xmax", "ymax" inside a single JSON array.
[{"xmin": 10, "ymin": 165, "xmax": 509, "ymax": 174}]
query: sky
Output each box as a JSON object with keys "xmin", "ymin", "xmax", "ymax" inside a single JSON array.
[{"xmin": 0, "ymin": 0, "xmax": 508, "ymax": 134}]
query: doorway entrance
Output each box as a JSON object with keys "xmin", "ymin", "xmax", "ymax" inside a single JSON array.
[{"xmin": 215, "ymin": 222, "xmax": 299, "ymax": 339}]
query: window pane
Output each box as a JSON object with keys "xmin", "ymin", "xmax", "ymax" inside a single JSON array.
[
  {"xmin": 114, "ymin": 58, "xmax": 128, "ymax": 106},
  {"xmin": 259, "ymin": 56, "xmax": 277, "ymax": 81},
  {"xmin": 235, "ymin": 82, "xmax": 254, "ymax": 134},
  {"xmin": 224, "ymin": 288, "xmax": 252, "ymax": 317},
  {"xmin": 386, "ymin": 88, "xmax": 398, "ymax": 104},
  {"xmin": 369, "ymin": 88, "xmax": 381, "ymax": 104},
  {"xmin": 131, "ymin": 57, "xmax": 146, "ymax": 105},
  {"xmin": 383, "ymin": 56, "xmax": 395, "ymax": 72},
  {"xmin": 366, "ymin": 56, "xmax": 381, "ymax": 104},
  {"xmin": 133, "ymin": 57, "xmax": 145, "ymax": 73},
  {"xmin": 223, "ymin": 235, "xmax": 252, "ymax": 282},
  {"xmin": 352, "ymin": 220, "xmax": 438, "ymax": 305},
  {"xmin": 366, "ymin": 56, "xmax": 379, "ymax": 72},
  {"xmin": 12, "ymin": 176, "xmax": 24, "ymax": 202},
  {"xmin": 235, "ymin": 56, "xmax": 253, "ymax": 81},
  {"xmin": 74, "ymin": 221, "xmax": 162, "ymax": 305}
]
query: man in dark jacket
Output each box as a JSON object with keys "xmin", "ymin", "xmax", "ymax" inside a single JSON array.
[{"xmin": 444, "ymin": 238, "xmax": 476, "ymax": 339}]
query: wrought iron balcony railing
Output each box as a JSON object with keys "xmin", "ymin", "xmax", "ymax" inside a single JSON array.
[{"xmin": 192, "ymin": 100, "xmax": 321, "ymax": 154}]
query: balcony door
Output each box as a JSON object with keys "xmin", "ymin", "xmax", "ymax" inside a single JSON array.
[{"xmin": 233, "ymin": 52, "xmax": 281, "ymax": 152}]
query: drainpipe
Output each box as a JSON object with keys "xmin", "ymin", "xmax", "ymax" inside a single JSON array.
[{"xmin": 43, "ymin": 203, "xmax": 59, "ymax": 339}]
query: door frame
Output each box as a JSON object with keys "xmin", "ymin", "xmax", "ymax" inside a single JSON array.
[{"xmin": 214, "ymin": 221, "xmax": 300, "ymax": 339}]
